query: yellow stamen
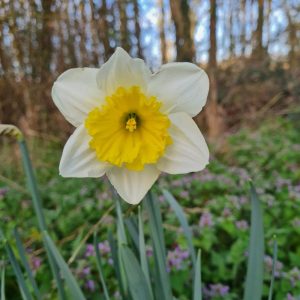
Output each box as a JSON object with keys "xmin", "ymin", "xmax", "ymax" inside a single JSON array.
[{"xmin": 126, "ymin": 117, "xmax": 137, "ymax": 132}]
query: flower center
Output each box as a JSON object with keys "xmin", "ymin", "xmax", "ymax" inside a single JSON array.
[
  {"xmin": 125, "ymin": 114, "xmax": 137, "ymax": 132},
  {"xmin": 84, "ymin": 86, "xmax": 172, "ymax": 171}
]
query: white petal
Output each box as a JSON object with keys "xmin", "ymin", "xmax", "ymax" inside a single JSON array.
[
  {"xmin": 52, "ymin": 68, "xmax": 105, "ymax": 127},
  {"xmin": 59, "ymin": 125, "xmax": 109, "ymax": 177},
  {"xmin": 107, "ymin": 165, "xmax": 160, "ymax": 205},
  {"xmin": 147, "ymin": 62, "xmax": 209, "ymax": 117},
  {"xmin": 157, "ymin": 112, "xmax": 209, "ymax": 174},
  {"xmin": 96, "ymin": 47, "xmax": 151, "ymax": 95}
]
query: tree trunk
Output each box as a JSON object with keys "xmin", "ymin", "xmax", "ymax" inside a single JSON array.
[
  {"xmin": 79, "ymin": 2, "xmax": 88, "ymax": 66},
  {"xmin": 133, "ymin": 0, "xmax": 143, "ymax": 59},
  {"xmin": 99, "ymin": 0, "xmax": 113, "ymax": 60},
  {"xmin": 229, "ymin": 0, "xmax": 235, "ymax": 58},
  {"xmin": 158, "ymin": 0, "xmax": 167, "ymax": 63},
  {"xmin": 169, "ymin": 0, "xmax": 195, "ymax": 62},
  {"xmin": 283, "ymin": 2, "xmax": 297, "ymax": 68},
  {"xmin": 204, "ymin": 0, "xmax": 224, "ymax": 139},
  {"xmin": 88, "ymin": 0, "xmax": 101, "ymax": 66},
  {"xmin": 240, "ymin": 0, "xmax": 247, "ymax": 56},
  {"xmin": 117, "ymin": 0, "xmax": 130, "ymax": 52},
  {"xmin": 252, "ymin": 0, "xmax": 264, "ymax": 59},
  {"xmin": 40, "ymin": 0, "xmax": 54, "ymax": 80},
  {"xmin": 64, "ymin": 0, "xmax": 77, "ymax": 67}
]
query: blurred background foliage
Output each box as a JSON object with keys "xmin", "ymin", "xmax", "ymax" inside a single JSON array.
[
  {"xmin": 0, "ymin": 0, "xmax": 300, "ymax": 299},
  {"xmin": 0, "ymin": 0, "xmax": 299, "ymax": 138}
]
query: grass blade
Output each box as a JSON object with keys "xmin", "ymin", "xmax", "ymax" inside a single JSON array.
[
  {"xmin": 43, "ymin": 231, "xmax": 86, "ymax": 300},
  {"xmin": 163, "ymin": 189, "xmax": 196, "ymax": 268},
  {"xmin": 18, "ymin": 140, "xmax": 46, "ymax": 232},
  {"xmin": 0, "ymin": 230, "xmax": 33, "ymax": 300},
  {"xmin": 120, "ymin": 245, "xmax": 153, "ymax": 300},
  {"xmin": 114, "ymin": 198, "xmax": 128, "ymax": 297},
  {"xmin": 115, "ymin": 198, "xmax": 127, "ymax": 245},
  {"xmin": 243, "ymin": 182, "xmax": 264, "ymax": 300},
  {"xmin": 125, "ymin": 217, "xmax": 139, "ymax": 252},
  {"xmin": 145, "ymin": 192, "xmax": 172, "ymax": 300},
  {"xmin": 107, "ymin": 231, "xmax": 127, "ymax": 299},
  {"xmin": 13, "ymin": 228, "xmax": 42, "ymax": 300},
  {"xmin": 138, "ymin": 206, "xmax": 153, "ymax": 299},
  {"xmin": 268, "ymin": 236, "xmax": 278, "ymax": 300},
  {"xmin": 18, "ymin": 139, "xmax": 66, "ymax": 300},
  {"xmin": 1, "ymin": 263, "xmax": 5, "ymax": 300},
  {"xmin": 93, "ymin": 232, "xmax": 110, "ymax": 300},
  {"xmin": 193, "ymin": 250, "xmax": 202, "ymax": 300}
]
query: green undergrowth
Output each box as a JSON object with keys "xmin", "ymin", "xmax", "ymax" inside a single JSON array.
[{"xmin": 0, "ymin": 117, "xmax": 299, "ymax": 299}]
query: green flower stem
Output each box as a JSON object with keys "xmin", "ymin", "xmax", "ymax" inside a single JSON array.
[
  {"xmin": 17, "ymin": 138, "xmax": 66, "ymax": 300},
  {"xmin": 18, "ymin": 140, "xmax": 46, "ymax": 231}
]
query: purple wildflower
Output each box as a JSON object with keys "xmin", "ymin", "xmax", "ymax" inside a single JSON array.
[
  {"xmin": 203, "ymin": 283, "xmax": 230, "ymax": 298},
  {"xmin": 180, "ymin": 190, "xmax": 189, "ymax": 199},
  {"xmin": 222, "ymin": 208, "xmax": 231, "ymax": 218},
  {"xmin": 239, "ymin": 196, "xmax": 248, "ymax": 205},
  {"xmin": 85, "ymin": 279, "xmax": 95, "ymax": 292},
  {"xmin": 235, "ymin": 220, "xmax": 249, "ymax": 231},
  {"xmin": 85, "ymin": 244, "xmax": 94, "ymax": 257},
  {"xmin": 0, "ymin": 187, "xmax": 8, "ymax": 198},
  {"xmin": 158, "ymin": 195, "xmax": 165, "ymax": 202},
  {"xmin": 167, "ymin": 245, "xmax": 189, "ymax": 272},
  {"xmin": 172, "ymin": 179, "xmax": 182, "ymax": 187},
  {"xmin": 275, "ymin": 177, "xmax": 292, "ymax": 190},
  {"xmin": 146, "ymin": 246, "xmax": 153, "ymax": 257},
  {"xmin": 264, "ymin": 255, "xmax": 283, "ymax": 278},
  {"xmin": 30, "ymin": 256, "xmax": 42, "ymax": 272},
  {"xmin": 113, "ymin": 291, "xmax": 121, "ymax": 299},
  {"xmin": 199, "ymin": 212, "xmax": 214, "ymax": 228},
  {"xmin": 292, "ymin": 218, "xmax": 300, "ymax": 228},
  {"xmin": 287, "ymin": 293, "xmax": 295, "ymax": 300},
  {"xmin": 98, "ymin": 240, "xmax": 110, "ymax": 255},
  {"xmin": 287, "ymin": 267, "xmax": 300, "ymax": 286}
]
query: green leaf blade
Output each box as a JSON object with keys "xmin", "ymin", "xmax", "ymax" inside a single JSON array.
[
  {"xmin": 193, "ymin": 250, "xmax": 202, "ymax": 300},
  {"xmin": 243, "ymin": 183, "xmax": 264, "ymax": 300},
  {"xmin": 13, "ymin": 228, "xmax": 42, "ymax": 300},
  {"xmin": 120, "ymin": 245, "xmax": 153, "ymax": 300},
  {"xmin": 43, "ymin": 231, "xmax": 86, "ymax": 300},
  {"xmin": 93, "ymin": 232, "xmax": 110, "ymax": 300},
  {"xmin": 145, "ymin": 193, "xmax": 172, "ymax": 300}
]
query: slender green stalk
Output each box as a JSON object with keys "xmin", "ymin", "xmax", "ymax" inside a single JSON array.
[
  {"xmin": 145, "ymin": 192, "xmax": 172, "ymax": 300},
  {"xmin": 0, "ymin": 230, "xmax": 33, "ymax": 300},
  {"xmin": 13, "ymin": 228, "xmax": 42, "ymax": 300},
  {"xmin": 120, "ymin": 245, "xmax": 153, "ymax": 300},
  {"xmin": 108, "ymin": 231, "xmax": 126, "ymax": 299},
  {"xmin": 268, "ymin": 236, "xmax": 278, "ymax": 300},
  {"xmin": 193, "ymin": 250, "xmax": 202, "ymax": 300},
  {"xmin": 1, "ymin": 262, "xmax": 5, "ymax": 300},
  {"xmin": 115, "ymin": 198, "xmax": 128, "ymax": 297},
  {"xmin": 244, "ymin": 182, "xmax": 264, "ymax": 300},
  {"xmin": 43, "ymin": 231, "xmax": 86, "ymax": 300},
  {"xmin": 93, "ymin": 232, "xmax": 110, "ymax": 300},
  {"xmin": 17, "ymin": 138, "xmax": 66, "ymax": 300},
  {"xmin": 18, "ymin": 140, "xmax": 46, "ymax": 231},
  {"xmin": 138, "ymin": 206, "xmax": 153, "ymax": 299}
]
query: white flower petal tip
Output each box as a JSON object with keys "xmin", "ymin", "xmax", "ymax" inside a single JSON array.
[
  {"xmin": 148, "ymin": 62, "xmax": 209, "ymax": 117},
  {"xmin": 157, "ymin": 112, "xmax": 209, "ymax": 174},
  {"xmin": 59, "ymin": 125, "xmax": 109, "ymax": 178},
  {"xmin": 96, "ymin": 47, "xmax": 151, "ymax": 95},
  {"xmin": 52, "ymin": 68, "xmax": 105, "ymax": 127},
  {"xmin": 107, "ymin": 166, "xmax": 160, "ymax": 205}
]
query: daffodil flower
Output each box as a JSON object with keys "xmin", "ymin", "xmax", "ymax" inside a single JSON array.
[{"xmin": 52, "ymin": 47, "xmax": 209, "ymax": 204}]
